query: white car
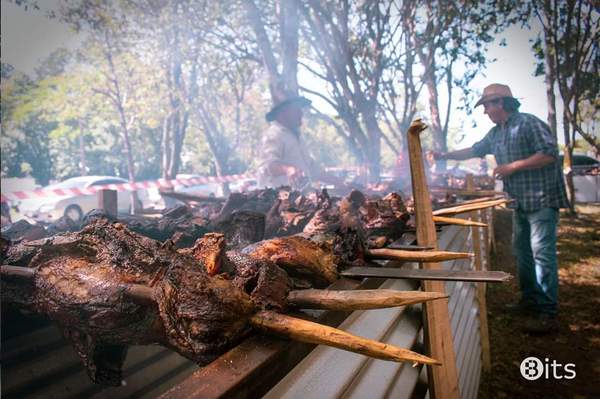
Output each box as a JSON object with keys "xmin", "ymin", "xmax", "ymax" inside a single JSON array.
[
  {"xmin": 17, "ymin": 176, "xmax": 144, "ymax": 223},
  {"xmin": 174, "ymin": 174, "xmax": 224, "ymax": 197}
]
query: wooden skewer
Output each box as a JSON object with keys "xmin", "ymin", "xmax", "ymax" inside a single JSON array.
[
  {"xmin": 430, "ymin": 188, "xmax": 506, "ymax": 197},
  {"xmin": 432, "ymin": 198, "xmax": 510, "ymax": 216},
  {"xmin": 448, "ymin": 196, "xmax": 503, "ymax": 206},
  {"xmin": 287, "ymin": 289, "xmax": 448, "ymax": 310},
  {"xmin": 1, "ymin": 265, "xmax": 35, "ymax": 280},
  {"xmin": 432, "ymin": 216, "xmax": 487, "ymax": 227},
  {"xmin": 1, "ymin": 265, "xmax": 156, "ymax": 306},
  {"xmin": 367, "ymin": 248, "xmax": 472, "ymax": 262},
  {"xmin": 1, "ymin": 265, "xmax": 438, "ymax": 365},
  {"xmin": 1, "ymin": 265, "xmax": 447, "ymax": 311},
  {"xmin": 250, "ymin": 310, "xmax": 441, "ymax": 365},
  {"xmin": 387, "ymin": 244, "xmax": 434, "ymax": 251}
]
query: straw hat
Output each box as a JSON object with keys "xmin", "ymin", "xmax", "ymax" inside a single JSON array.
[
  {"xmin": 265, "ymin": 84, "xmax": 311, "ymax": 122},
  {"xmin": 474, "ymin": 84, "xmax": 516, "ymax": 107}
]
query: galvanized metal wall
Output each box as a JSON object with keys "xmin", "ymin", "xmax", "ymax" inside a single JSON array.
[
  {"xmin": 265, "ymin": 218, "xmax": 490, "ymax": 399},
  {"xmin": 1, "ymin": 321, "xmax": 198, "ymax": 399}
]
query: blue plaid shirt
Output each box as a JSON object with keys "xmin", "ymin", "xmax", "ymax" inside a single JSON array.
[{"xmin": 472, "ymin": 112, "xmax": 569, "ymax": 211}]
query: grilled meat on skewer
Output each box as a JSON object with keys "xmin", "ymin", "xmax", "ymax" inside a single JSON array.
[{"xmin": 2, "ymin": 220, "xmax": 443, "ymax": 386}]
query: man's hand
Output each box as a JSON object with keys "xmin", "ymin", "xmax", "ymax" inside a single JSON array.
[
  {"xmin": 494, "ymin": 162, "xmax": 518, "ymax": 179},
  {"xmin": 428, "ymin": 151, "xmax": 446, "ymax": 161},
  {"xmin": 285, "ymin": 165, "xmax": 307, "ymax": 187}
]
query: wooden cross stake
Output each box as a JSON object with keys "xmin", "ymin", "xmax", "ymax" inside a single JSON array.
[
  {"xmin": 407, "ymin": 119, "xmax": 460, "ymax": 399},
  {"xmin": 465, "ymin": 174, "xmax": 491, "ymax": 371}
]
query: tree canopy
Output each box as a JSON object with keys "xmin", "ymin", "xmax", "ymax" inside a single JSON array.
[{"xmin": 1, "ymin": 0, "xmax": 597, "ymax": 187}]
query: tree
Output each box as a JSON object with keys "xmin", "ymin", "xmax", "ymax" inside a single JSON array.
[
  {"xmin": 405, "ymin": 0, "xmax": 514, "ymax": 166},
  {"xmin": 1, "ymin": 63, "xmax": 55, "ymax": 185},
  {"xmin": 297, "ymin": 0, "xmax": 399, "ymax": 181},
  {"xmin": 532, "ymin": 0, "xmax": 600, "ymax": 212}
]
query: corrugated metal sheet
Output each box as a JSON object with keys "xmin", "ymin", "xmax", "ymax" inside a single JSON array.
[
  {"xmin": 1, "ymin": 320, "xmax": 198, "ymax": 399},
  {"xmin": 266, "ymin": 222, "xmax": 487, "ymax": 399}
]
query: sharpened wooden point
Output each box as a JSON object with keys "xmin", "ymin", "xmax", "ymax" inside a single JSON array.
[
  {"xmin": 432, "ymin": 198, "xmax": 511, "ymax": 216},
  {"xmin": 433, "ymin": 216, "xmax": 488, "ymax": 227},
  {"xmin": 287, "ymin": 289, "xmax": 448, "ymax": 310},
  {"xmin": 1, "ymin": 265, "xmax": 35, "ymax": 280},
  {"xmin": 367, "ymin": 248, "xmax": 472, "ymax": 262},
  {"xmin": 250, "ymin": 310, "xmax": 441, "ymax": 365}
]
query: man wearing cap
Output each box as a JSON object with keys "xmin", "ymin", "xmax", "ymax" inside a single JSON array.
[
  {"xmin": 257, "ymin": 91, "xmax": 343, "ymax": 190},
  {"xmin": 434, "ymin": 83, "xmax": 569, "ymax": 334}
]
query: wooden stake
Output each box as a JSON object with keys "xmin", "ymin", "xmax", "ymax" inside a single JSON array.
[
  {"xmin": 432, "ymin": 215, "xmax": 488, "ymax": 227},
  {"xmin": 407, "ymin": 119, "xmax": 460, "ymax": 398},
  {"xmin": 367, "ymin": 248, "xmax": 472, "ymax": 262},
  {"xmin": 98, "ymin": 189, "xmax": 118, "ymax": 218},
  {"xmin": 430, "ymin": 188, "xmax": 506, "ymax": 197},
  {"xmin": 445, "ymin": 196, "xmax": 502, "ymax": 206},
  {"xmin": 287, "ymin": 289, "xmax": 448, "ymax": 310},
  {"xmin": 465, "ymin": 175, "xmax": 491, "ymax": 372},
  {"xmin": 432, "ymin": 198, "xmax": 510, "ymax": 216},
  {"xmin": 1, "ymin": 265, "xmax": 35, "ymax": 280},
  {"xmin": 250, "ymin": 310, "xmax": 440, "ymax": 365}
]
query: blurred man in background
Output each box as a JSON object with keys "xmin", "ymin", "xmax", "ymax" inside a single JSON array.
[
  {"xmin": 434, "ymin": 83, "xmax": 569, "ymax": 334},
  {"xmin": 257, "ymin": 88, "xmax": 344, "ymax": 190}
]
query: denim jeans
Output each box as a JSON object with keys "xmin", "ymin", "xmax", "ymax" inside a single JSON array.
[{"xmin": 512, "ymin": 207, "xmax": 559, "ymax": 315}]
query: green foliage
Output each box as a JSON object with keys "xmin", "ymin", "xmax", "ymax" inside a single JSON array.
[{"xmin": 3, "ymin": 0, "xmax": 596, "ymax": 188}]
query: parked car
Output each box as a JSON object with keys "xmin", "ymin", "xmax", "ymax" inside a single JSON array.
[
  {"xmin": 228, "ymin": 178, "xmax": 257, "ymax": 193},
  {"xmin": 173, "ymin": 174, "xmax": 224, "ymax": 197},
  {"xmin": 18, "ymin": 176, "xmax": 145, "ymax": 223},
  {"xmin": 559, "ymin": 154, "xmax": 600, "ymax": 174}
]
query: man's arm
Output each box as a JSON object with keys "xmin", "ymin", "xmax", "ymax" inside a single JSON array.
[
  {"xmin": 494, "ymin": 153, "xmax": 555, "ymax": 179},
  {"xmin": 266, "ymin": 161, "xmax": 298, "ymax": 178},
  {"xmin": 434, "ymin": 147, "xmax": 477, "ymax": 161},
  {"xmin": 313, "ymin": 170, "xmax": 346, "ymax": 187}
]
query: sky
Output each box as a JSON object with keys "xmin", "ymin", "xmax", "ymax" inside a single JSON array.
[
  {"xmin": 1, "ymin": 2, "xmax": 565, "ymax": 150},
  {"xmin": 1, "ymin": 2, "xmax": 80, "ymax": 73}
]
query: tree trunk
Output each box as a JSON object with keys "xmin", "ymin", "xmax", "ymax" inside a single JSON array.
[
  {"xmin": 543, "ymin": 32, "xmax": 558, "ymax": 139},
  {"xmin": 103, "ymin": 35, "xmax": 140, "ymax": 214},
  {"xmin": 562, "ymin": 112, "xmax": 576, "ymax": 214},
  {"xmin": 364, "ymin": 107, "xmax": 383, "ymax": 183},
  {"xmin": 161, "ymin": 117, "xmax": 171, "ymax": 180},
  {"xmin": 243, "ymin": 0, "xmax": 280, "ymax": 93},
  {"xmin": 280, "ymin": 0, "xmax": 299, "ymax": 93},
  {"xmin": 197, "ymin": 105, "xmax": 230, "ymax": 196},
  {"xmin": 78, "ymin": 127, "xmax": 87, "ymax": 176},
  {"xmin": 422, "ymin": 61, "xmax": 447, "ymax": 171}
]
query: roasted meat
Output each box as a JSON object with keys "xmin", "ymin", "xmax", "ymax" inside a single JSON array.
[
  {"xmin": 0, "ymin": 220, "xmax": 270, "ymax": 385},
  {"xmin": 2, "ymin": 219, "xmax": 447, "ymax": 386}
]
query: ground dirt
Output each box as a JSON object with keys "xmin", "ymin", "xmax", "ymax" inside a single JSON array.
[{"xmin": 478, "ymin": 205, "xmax": 600, "ymax": 398}]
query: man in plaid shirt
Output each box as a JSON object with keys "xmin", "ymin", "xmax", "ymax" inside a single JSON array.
[{"xmin": 435, "ymin": 83, "xmax": 569, "ymax": 333}]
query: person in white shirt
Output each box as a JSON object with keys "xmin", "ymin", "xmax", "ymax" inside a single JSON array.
[{"xmin": 257, "ymin": 92, "xmax": 344, "ymax": 190}]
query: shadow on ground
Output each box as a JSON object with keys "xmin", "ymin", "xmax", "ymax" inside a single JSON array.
[{"xmin": 478, "ymin": 205, "xmax": 600, "ymax": 399}]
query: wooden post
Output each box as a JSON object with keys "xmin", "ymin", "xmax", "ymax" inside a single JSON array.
[
  {"xmin": 98, "ymin": 189, "xmax": 118, "ymax": 218},
  {"xmin": 466, "ymin": 175, "xmax": 491, "ymax": 372},
  {"xmin": 407, "ymin": 119, "xmax": 460, "ymax": 399},
  {"xmin": 481, "ymin": 209, "xmax": 492, "ymax": 277}
]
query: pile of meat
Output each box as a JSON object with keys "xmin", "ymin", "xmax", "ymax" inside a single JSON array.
[
  {"xmin": 1, "ymin": 188, "xmax": 418, "ymax": 385},
  {"xmin": 2, "ymin": 188, "xmax": 412, "ymax": 251}
]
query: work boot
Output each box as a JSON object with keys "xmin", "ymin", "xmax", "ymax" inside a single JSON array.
[{"xmin": 522, "ymin": 313, "xmax": 559, "ymax": 334}]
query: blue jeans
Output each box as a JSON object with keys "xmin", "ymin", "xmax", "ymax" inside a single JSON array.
[{"xmin": 512, "ymin": 207, "xmax": 559, "ymax": 315}]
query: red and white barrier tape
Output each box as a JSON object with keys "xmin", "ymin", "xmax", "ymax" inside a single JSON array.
[{"xmin": 0, "ymin": 173, "xmax": 255, "ymax": 203}]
